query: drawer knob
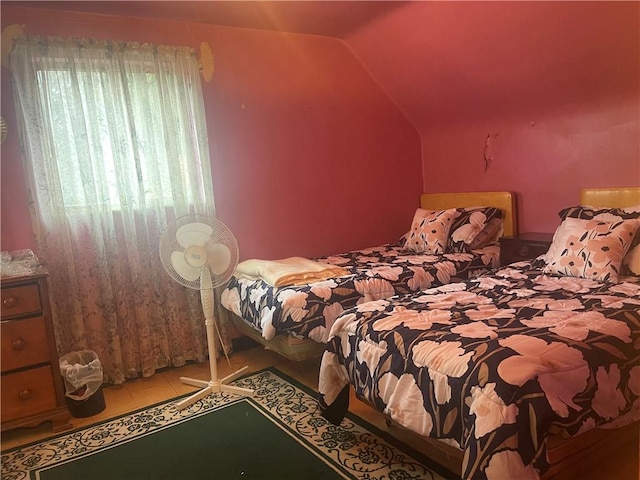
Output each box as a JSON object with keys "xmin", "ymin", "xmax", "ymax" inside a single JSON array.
[
  {"xmin": 518, "ymin": 246, "xmax": 530, "ymax": 257},
  {"xmin": 18, "ymin": 388, "xmax": 33, "ymax": 400},
  {"xmin": 12, "ymin": 337, "xmax": 26, "ymax": 351},
  {"xmin": 2, "ymin": 296, "xmax": 17, "ymax": 308}
]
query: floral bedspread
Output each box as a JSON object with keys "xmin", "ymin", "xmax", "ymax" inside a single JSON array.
[
  {"xmin": 221, "ymin": 242, "xmax": 499, "ymax": 343},
  {"xmin": 318, "ymin": 258, "xmax": 640, "ymax": 479}
]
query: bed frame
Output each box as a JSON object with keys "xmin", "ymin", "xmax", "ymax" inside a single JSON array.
[
  {"xmin": 230, "ymin": 191, "xmax": 517, "ymax": 361},
  {"xmin": 380, "ymin": 186, "xmax": 640, "ymax": 479},
  {"xmin": 420, "ymin": 190, "xmax": 516, "ymax": 237},
  {"xmin": 231, "ymin": 312, "xmax": 325, "ymax": 361},
  {"xmin": 581, "ymin": 186, "xmax": 640, "ymax": 208}
]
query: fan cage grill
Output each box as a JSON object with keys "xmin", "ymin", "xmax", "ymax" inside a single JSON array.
[{"xmin": 159, "ymin": 214, "xmax": 239, "ymax": 290}]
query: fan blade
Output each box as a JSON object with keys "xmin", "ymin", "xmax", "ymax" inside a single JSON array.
[
  {"xmin": 176, "ymin": 222, "xmax": 213, "ymax": 249},
  {"xmin": 171, "ymin": 251, "xmax": 201, "ymax": 282},
  {"xmin": 206, "ymin": 242, "xmax": 232, "ymax": 275}
]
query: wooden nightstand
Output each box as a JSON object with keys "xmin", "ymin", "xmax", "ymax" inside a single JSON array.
[
  {"xmin": 500, "ymin": 232, "xmax": 554, "ymax": 267},
  {"xmin": 1, "ymin": 267, "xmax": 71, "ymax": 432}
]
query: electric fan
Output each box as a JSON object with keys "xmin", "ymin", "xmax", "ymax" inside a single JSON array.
[{"xmin": 159, "ymin": 214, "xmax": 253, "ymax": 410}]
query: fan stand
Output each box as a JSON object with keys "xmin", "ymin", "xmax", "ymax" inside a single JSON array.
[{"xmin": 174, "ymin": 268, "xmax": 254, "ymax": 411}]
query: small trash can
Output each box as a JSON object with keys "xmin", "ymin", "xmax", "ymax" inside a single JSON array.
[{"xmin": 59, "ymin": 350, "xmax": 106, "ymax": 418}]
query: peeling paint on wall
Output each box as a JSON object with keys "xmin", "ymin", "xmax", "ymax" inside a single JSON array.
[
  {"xmin": 199, "ymin": 42, "xmax": 214, "ymax": 82},
  {"xmin": 1, "ymin": 24, "xmax": 26, "ymax": 67}
]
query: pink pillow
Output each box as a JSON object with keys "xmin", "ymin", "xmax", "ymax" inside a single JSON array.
[
  {"xmin": 404, "ymin": 208, "xmax": 456, "ymax": 254},
  {"xmin": 544, "ymin": 217, "xmax": 640, "ymax": 283},
  {"xmin": 447, "ymin": 207, "xmax": 504, "ymax": 252},
  {"xmin": 623, "ymin": 244, "xmax": 640, "ymax": 275},
  {"xmin": 468, "ymin": 218, "xmax": 504, "ymax": 249}
]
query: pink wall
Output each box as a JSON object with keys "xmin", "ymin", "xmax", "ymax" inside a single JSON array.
[
  {"xmin": 4, "ymin": 3, "xmax": 637, "ymax": 251},
  {"xmin": 345, "ymin": 1, "xmax": 640, "ymax": 234},
  {"xmin": 420, "ymin": 102, "xmax": 640, "ymax": 233},
  {"xmin": 0, "ymin": 6, "xmax": 422, "ymax": 258},
  {"xmin": 1, "ymin": 62, "xmax": 34, "ymax": 251}
]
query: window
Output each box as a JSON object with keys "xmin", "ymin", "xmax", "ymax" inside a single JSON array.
[{"xmin": 10, "ymin": 37, "xmax": 218, "ymax": 383}]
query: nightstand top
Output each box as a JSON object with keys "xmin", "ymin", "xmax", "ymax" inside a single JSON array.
[
  {"xmin": 502, "ymin": 232, "xmax": 554, "ymax": 243},
  {"xmin": 1, "ymin": 265, "xmax": 49, "ymax": 285}
]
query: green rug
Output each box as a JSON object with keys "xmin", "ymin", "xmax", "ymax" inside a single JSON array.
[{"xmin": 1, "ymin": 368, "xmax": 456, "ymax": 480}]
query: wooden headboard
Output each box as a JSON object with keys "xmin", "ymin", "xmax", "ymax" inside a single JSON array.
[
  {"xmin": 420, "ymin": 191, "xmax": 516, "ymax": 237},
  {"xmin": 581, "ymin": 187, "xmax": 640, "ymax": 208}
]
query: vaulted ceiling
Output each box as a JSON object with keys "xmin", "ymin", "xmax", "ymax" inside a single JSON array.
[
  {"xmin": 7, "ymin": 1, "xmax": 406, "ymax": 38},
  {"xmin": 5, "ymin": 1, "xmax": 639, "ymax": 132}
]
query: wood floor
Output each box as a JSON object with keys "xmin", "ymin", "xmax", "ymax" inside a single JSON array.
[
  {"xmin": 1, "ymin": 343, "xmax": 313, "ymax": 451},
  {"xmin": 2, "ymin": 343, "xmax": 638, "ymax": 480}
]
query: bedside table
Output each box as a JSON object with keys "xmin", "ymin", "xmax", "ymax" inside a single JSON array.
[{"xmin": 500, "ymin": 232, "xmax": 554, "ymax": 267}]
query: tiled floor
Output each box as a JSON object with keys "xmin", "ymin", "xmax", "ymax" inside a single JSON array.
[{"xmin": 2, "ymin": 343, "xmax": 638, "ymax": 480}]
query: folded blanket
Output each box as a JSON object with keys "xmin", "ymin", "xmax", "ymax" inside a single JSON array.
[{"xmin": 235, "ymin": 256, "xmax": 349, "ymax": 287}]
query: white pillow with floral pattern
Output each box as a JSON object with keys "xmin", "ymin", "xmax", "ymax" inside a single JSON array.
[
  {"xmin": 544, "ymin": 217, "xmax": 640, "ymax": 283},
  {"xmin": 404, "ymin": 208, "xmax": 457, "ymax": 254}
]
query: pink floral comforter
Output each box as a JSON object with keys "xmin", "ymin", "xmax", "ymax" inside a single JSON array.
[
  {"xmin": 318, "ymin": 258, "xmax": 640, "ymax": 479},
  {"xmin": 221, "ymin": 242, "xmax": 498, "ymax": 342}
]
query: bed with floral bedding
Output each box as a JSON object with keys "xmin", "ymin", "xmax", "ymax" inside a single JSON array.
[
  {"xmin": 318, "ymin": 187, "xmax": 640, "ymax": 480},
  {"xmin": 223, "ymin": 241, "xmax": 500, "ymax": 343},
  {"xmin": 221, "ymin": 192, "xmax": 515, "ymax": 360}
]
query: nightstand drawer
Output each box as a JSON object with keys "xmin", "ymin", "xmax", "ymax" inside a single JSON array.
[
  {"xmin": 1, "ymin": 316, "xmax": 51, "ymax": 372},
  {"xmin": 1, "ymin": 284, "xmax": 42, "ymax": 318},
  {"xmin": 1, "ymin": 366, "xmax": 58, "ymax": 422}
]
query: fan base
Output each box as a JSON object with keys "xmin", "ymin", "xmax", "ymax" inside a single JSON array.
[{"xmin": 174, "ymin": 366, "xmax": 254, "ymax": 410}]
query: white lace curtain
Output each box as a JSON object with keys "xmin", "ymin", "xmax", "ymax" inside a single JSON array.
[{"xmin": 10, "ymin": 36, "xmax": 231, "ymax": 383}]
